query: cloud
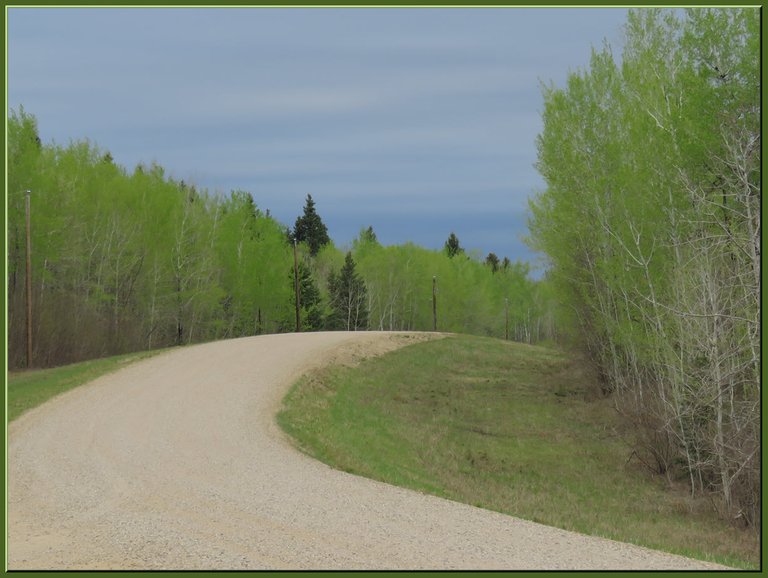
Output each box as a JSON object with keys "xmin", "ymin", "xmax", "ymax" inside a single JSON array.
[{"xmin": 7, "ymin": 6, "xmax": 630, "ymax": 272}]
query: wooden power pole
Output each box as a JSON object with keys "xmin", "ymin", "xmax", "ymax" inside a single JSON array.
[
  {"xmin": 505, "ymin": 297, "xmax": 509, "ymax": 341},
  {"xmin": 25, "ymin": 190, "xmax": 33, "ymax": 367},
  {"xmin": 432, "ymin": 276, "xmax": 437, "ymax": 332},
  {"xmin": 293, "ymin": 240, "xmax": 301, "ymax": 332}
]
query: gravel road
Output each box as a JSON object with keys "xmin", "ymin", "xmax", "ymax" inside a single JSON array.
[{"xmin": 8, "ymin": 332, "xmax": 729, "ymax": 570}]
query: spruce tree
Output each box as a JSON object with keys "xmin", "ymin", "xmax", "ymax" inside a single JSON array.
[
  {"xmin": 485, "ymin": 252, "xmax": 500, "ymax": 273},
  {"xmin": 297, "ymin": 261, "xmax": 323, "ymax": 331},
  {"xmin": 292, "ymin": 194, "xmax": 330, "ymax": 257},
  {"xmin": 361, "ymin": 226, "xmax": 378, "ymax": 244},
  {"xmin": 327, "ymin": 252, "xmax": 368, "ymax": 331},
  {"xmin": 444, "ymin": 232, "xmax": 463, "ymax": 258}
]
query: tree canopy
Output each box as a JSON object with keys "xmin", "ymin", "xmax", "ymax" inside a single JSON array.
[
  {"xmin": 528, "ymin": 7, "xmax": 759, "ymax": 527},
  {"xmin": 292, "ymin": 194, "xmax": 330, "ymax": 257},
  {"xmin": 8, "ymin": 111, "xmax": 552, "ymax": 370}
]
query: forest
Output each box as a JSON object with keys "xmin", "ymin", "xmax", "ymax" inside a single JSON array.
[
  {"xmin": 7, "ymin": 106, "xmax": 553, "ymax": 371},
  {"xmin": 528, "ymin": 9, "xmax": 759, "ymax": 529}
]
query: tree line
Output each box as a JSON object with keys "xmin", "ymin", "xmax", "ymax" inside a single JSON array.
[
  {"xmin": 7, "ymin": 107, "xmax": 554, "ymax": 371},
  {"xmin": 528, "ymin": 8, "xmax": 759, "ymax": 528}
]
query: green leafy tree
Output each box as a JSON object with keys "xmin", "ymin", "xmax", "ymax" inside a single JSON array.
[
  {"xmin": 327, "ymin": 252, "xmax": 368, "ymax": 331},
  {"xmin": 527, "ymin": 8, "xmax": 759, "ymax": 526},
  {"xmin": 6, "ymin": 109, "xmax": 555, "ymax": 384},
  {"xmin": 360, "ymin": 226, "xmax": 378, "ymax": 245},
  {"xmin": 292, "ymin": 194, "xmax": 330, "ymax": 257},
  {"xmin": 215, "ymin": 190, "xmax": 293, "ymax": 337},
  {"xmin": 7, "ymin": 108, "xmax": 43, "ymax": 365}
]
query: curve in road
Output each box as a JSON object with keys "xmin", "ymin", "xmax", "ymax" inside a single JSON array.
[{"xmin": 8, "ymin": 332, "xmax": 728, "ymax": 570}]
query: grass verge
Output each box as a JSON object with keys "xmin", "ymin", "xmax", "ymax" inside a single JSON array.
[
  {"xmin": 278, "ymin": 334, "xmax": 758, "ymax": 569},
  {"xmin": 7, "ymin": 349, "xmax": 164, "ymax": 423}
]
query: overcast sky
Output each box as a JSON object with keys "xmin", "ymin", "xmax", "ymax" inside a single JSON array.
[{"xmin": 7, "ymin": 7, "xmax": 629, "ymax": 272}]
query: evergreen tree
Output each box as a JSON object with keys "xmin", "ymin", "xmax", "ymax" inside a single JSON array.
[
  {"xmin": 297, "ymin": 261, "xmax": 324, "ymax": 331},
  {"xmin": 444, "ymin": 232, "xmax": 463, "ymax": 258},
  {"xmin": 361, "ymin": 226, "xmax": 378, "ymax": 245},
  {"xmin": 292, "ymin": 194, "xmax": 330, "ymax": 257},
  {"xmin": 352, "ymin": 225, "xmax": 380, "ymax": 256},
  {"xmin": 327, "ymin": 252, "xmax": 368, "ymax": 331},
  {"xmin": 485, "ymin": 252, "xmax": 500, "ymax": 273}
]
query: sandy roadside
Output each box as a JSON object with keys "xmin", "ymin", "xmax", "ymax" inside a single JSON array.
[{"xmin": 7, "ymin": 331, "xmax": 730, "ymax": 570}]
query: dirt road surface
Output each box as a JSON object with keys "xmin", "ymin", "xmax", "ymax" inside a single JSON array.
[{"xmin": 8, "ymin": 332, "xmax": 729, "ymax": 570}]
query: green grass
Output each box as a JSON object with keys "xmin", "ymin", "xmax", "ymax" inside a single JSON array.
[
  {"xmin": 278, "ymin": 334, "xmax": 758, "ymax": 569},
  {"xmin": 7, "ymin": 349, "xmax": 164, "ymax": 423}
]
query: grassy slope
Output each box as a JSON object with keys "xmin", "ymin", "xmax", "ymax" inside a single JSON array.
[
  {"xmin": 7, "ymin": 350, "xmax": 163, "ymax": 423},
  {"xmin": 278, "ymin": 335, "xmax": 757, "ymax": 569}
]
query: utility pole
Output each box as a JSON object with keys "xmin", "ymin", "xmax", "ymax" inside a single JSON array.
[
  {"xmin": 293, "ymin": 239, "xmax": 301, "ymax": 332},
  {"xmin": 505, "ymin": 298, "xmax": 509, "ymax": 341},
  {"xmin": 432, "ymin": 276, "xmax": 437, "ymax": 332},
  {"xmin": 25, "ymin": 190, "xmax": 33, "ymax": 367}
]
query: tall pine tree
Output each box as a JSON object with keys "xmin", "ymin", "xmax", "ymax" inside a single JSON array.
[
  {"xmin": 444, "ymin": 232, "xmax": 463, "ymax": 258},
  {"xmin": 297, "ymin": 261, "xmax": 324, "ymax": 331},
  {"xmin": 292, "ymin": 194, "xmax": 330, "ymax": 257},
  {"xmin": 327, "ymin": 252, "xmax": 368, "ymax": 331},
  {"xmin": 485, "ymin": 252, "xmax": 500, "ymax": 272}
]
